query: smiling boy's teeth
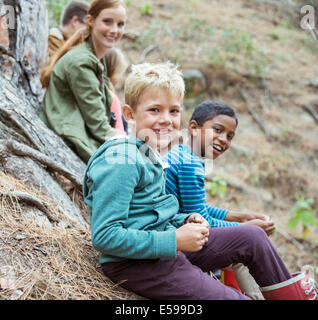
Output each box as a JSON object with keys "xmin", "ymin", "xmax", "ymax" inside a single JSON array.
[
  {"xmin": 154, "ymin": 129, "xmax": 169, "ymax": 134},
  {"xmin": 213, "ymin": 145, "xmax": 222, "ymax": 151}
]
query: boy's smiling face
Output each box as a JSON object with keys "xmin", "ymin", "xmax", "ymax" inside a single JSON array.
[
  {"xmin": 190, "ymin": 114, "xmax": 237, "ymax": 160},
  {"xmin": 123, "ymin": 87, "xmax": 182, "ymax": 152}
]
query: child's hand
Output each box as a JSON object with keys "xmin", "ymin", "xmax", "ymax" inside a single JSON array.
[
  {"xmin": 226, "ymin": 211, "xmax": 273, "ymax": 224},
  {"xmin": 185, "ymin": 213, "xmax": 210, "ymax": 228},
  {"xmin": 176, "ymin": 223, "xmax": 210, "ymax": 252},
  {"xmin": 243, "ymin": 212, "xmax": 272, "ymax": 223},
  {"xmin": 242, "ymin": 219, "xmax": 275, "ymax": 236}
]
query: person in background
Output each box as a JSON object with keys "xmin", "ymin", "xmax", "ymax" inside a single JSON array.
[
  {"xmin": 40, "ymin": 0, "xmax": 127, "ymax": 163},
  {"xmin": 105, "ymin": 48, "xmax": 129, "ymax": 135},
  {"xmin": 48, "ymin": 1, "xmax": 89, "ymax": 58}
]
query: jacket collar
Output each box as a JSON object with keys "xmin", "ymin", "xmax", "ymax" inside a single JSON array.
[{"xmin": 105, "ymin": 136, "xmax": 168, "ymax": 168}]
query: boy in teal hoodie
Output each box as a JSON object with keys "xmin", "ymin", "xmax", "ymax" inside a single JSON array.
[{"xmin": 83, "ymin": 62, "xmax": 315, "ymax": 300}]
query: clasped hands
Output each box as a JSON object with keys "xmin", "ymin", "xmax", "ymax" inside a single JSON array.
[
  {"xmin": 225, "ymin": 211, "xmax": 275, "ymax": 236},
  {"xmin": 176, "ymin": 211, "xmax": 275, "ymax": 253},
  {"xmin": 176, "ymin": 213, "xmax": 210, "ymax": 252}
]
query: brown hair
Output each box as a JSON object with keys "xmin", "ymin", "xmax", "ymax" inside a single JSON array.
[
  {"xmin": 105, "ymin": 48, "xmax": 129, "ymax": 83},
  {"xmin": 41, "ymin": 0, "xmax": 124, "ymax": 88},
  {"xmin": 61, "ymin": 1, "xmax": 89, "ymax": 26}
]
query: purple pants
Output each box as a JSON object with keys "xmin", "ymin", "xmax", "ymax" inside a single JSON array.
[{"xmin": 101, "ymin": 225, "xmax": 291, "ymax": 300}]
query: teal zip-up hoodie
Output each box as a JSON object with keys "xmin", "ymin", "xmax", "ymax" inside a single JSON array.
[{"xmin": 83, "ymin": 136, "xmax": 191, "ymax": 264}]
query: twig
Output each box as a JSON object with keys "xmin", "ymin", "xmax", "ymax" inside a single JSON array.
[
  {"xmin": 140, "ymin": 44, "xmax": 159, "ymax": 61},
  {"xmin": 6, "ymin": 140, "xmax": 82, "ymax": 190},
  {"xmin": 239, "ymin": 89, "xmax": 275, "ymax": 141},
  {"xmin": 275, "ymin": 228, "xmax": 305, "ymax": 251},
  {"xmin": 260, "ymin": 86, "xmax": 271, "ymax": 112},
  {"xmin": 248, "ymin": 106, "xmax": 274, "ymax": 141},
  {"xmin": 302, "ymin": 105, "xmax": 318, "ymax": 124},
  {"xmin": 0, "ymin": 190, "xmax": 59, "ymax": 223}
]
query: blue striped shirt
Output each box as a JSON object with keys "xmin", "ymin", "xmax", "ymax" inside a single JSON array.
[{"xmin": 164, "ymin": 144, "xmax": 240, "ymax": 228}]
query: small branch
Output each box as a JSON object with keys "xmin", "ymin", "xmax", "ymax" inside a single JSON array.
[
  {"xmin": 140, "ymin": 44, "xmax": 159, "ymax": 61},
  {"xmin": 239, "ymin": 89, "xmax": 275, "ymax": 142},
  {"xmin": 275, "ymin": 228, "xmax": 304, "ymax": 251},
  {"xmin": 0, "ymin": 190, "xmax": 59, "ymax": 223},
  {"xmin": 247, "ymin": 106, "xmax": 274, "ymax": 141},
  {"xmin": 302, "ymin": 105, "xmax": 318, "ymax": 124},
  {"xmin": 6, "ymin": 140, "xmax": 82, "ymax": 190}
]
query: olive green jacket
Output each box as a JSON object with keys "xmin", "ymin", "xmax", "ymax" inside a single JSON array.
[{"xmin": 40, "ymin": 37, "xmax": 118, "ymax": 163}]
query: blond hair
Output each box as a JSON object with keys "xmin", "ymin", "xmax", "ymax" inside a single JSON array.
[
  {"xmin": 124, "ymin": 61, "xmax": 185, "ymax": 110},
  {"xmin": 41, "ymin": 0, "xmax": 124, "ymax": 88}
]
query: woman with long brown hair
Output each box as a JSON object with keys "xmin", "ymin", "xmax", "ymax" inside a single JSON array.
[{"xmin": 40, "ymin": 0, "xmax": 127, "ymax": 163}]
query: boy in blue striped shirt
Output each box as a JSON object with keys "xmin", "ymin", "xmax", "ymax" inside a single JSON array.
[
  {"xmin": 164, "ymin": 101, "xmax": 277, "ymax": 299},
  {"xmin": 164, "ymin": 101, "xmax": 275, "ymax": 232}
]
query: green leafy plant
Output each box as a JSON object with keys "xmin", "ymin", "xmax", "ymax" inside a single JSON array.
[
  {"xmin": 288, "ymin": 197, "xmax": 317, "ymax": 238},
  {"xmin": 206, "ymin": 175, "xmax": 227, "ymax": 198},
  {"xmin": 139, "ymin": 3, "xmax": 151, "ymax": 15}
]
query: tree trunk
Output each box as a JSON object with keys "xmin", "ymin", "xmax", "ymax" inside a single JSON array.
[{"xmin": 0, "ymin": 0, "xmax": 88, "ymax": 228}]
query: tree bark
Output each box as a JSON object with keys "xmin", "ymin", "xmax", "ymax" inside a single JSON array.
[{"xmin": 0, "ymin": 0, "xmax": 88, "ymax": 228}]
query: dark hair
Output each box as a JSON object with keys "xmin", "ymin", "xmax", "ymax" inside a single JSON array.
[
  {"xmin": 61, "ymin": 1, "xmax": 89, "ymax": 26},
  {"xmin": 190, "ymin": 101, "xmax": 238, "ymax": 126}
]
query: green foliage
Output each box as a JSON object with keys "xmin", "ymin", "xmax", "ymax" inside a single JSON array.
[
  {"xmin": 207, "ymin": 27, "xmax": 270, "ymax": 76},
  {"xmin": 222, "ymin": 28, "xmax": 254, "ymax": 55},
  {"xmin": 207, "ymin": 47, "xmax": 226, "ymax": 68},
  {"xmin": 179, "ymin": 18, "xmax": 208, "ymax": 40},
  {"xmin": 126, "ymin": 0, "xmax": 133, "ymax": 6},
  {"xmin": 303, "ymin": 34, "xmax": 318, "ymax": 53},
  {"xmin": 139, "ymin": 3, "xmax": 151, "ymax": 15},
  {"xmin": 206, "ymin": 175, "xmax": 227, "ymax": 198},
  {"xmin": 47, "ymin": 0, "xmax": 69, "ymax": 27},
  {"xmin": 135, "ymin": 22, "xmax": 163, "ymax": 49},
  {"xmin": 268, "ymin": 30, "xmax": 281, "ymax": 41},
  {"xmin": 288, "ymin": 196, "xmax": 317, "ymax": 238}
]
